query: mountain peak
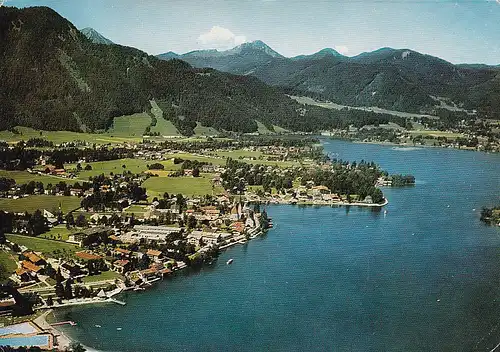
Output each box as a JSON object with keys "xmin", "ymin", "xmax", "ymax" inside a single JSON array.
[
  {"xmin": 80, "ymin": 27, "xmax": 114, "ymax": 45},
  {"xmin": 314, "ymin": 48, "xmax": 343, "ymax": 58},
  {"xmin": 291, "ymin": 47, "xmax": 344, "ymax": 61},
  {"xmin": 234, "ymin": 40, "xmax": 283, "ymax": 58}
]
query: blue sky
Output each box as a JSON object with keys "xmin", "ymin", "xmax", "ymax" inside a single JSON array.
[{"xmin": 7, "ymin": 0, "xmax": 500, "ymax": 64}]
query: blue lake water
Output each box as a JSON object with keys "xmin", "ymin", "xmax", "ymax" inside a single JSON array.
[{"xmin": 57, "ymin": 140, "xmax": 500, "ymax": 351}]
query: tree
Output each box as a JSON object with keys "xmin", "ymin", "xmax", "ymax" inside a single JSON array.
[
  {"xmin": 65, "ymin": 213, "xmax": 75, "ymax": 228},
  {"xmin": 139, "ymin": 254, "xmax": 151, "ymax": 270},
  {"xmin": 44, "ymin": 263, "xmax": 56, "ymax": 278},
  {"xmin": 69, "ymin": 342, "xmax": 87, "ymax": 352},
  {"xmin": 46, "ymin": 296, "xmax": 54, "ymax": 306},
  {"xmin": 55, "ymin": 277, "xmax": 65, "ymax": 299},
  {"xmin": 176, "ymin": 194, "xmax": 186, "ymax": 213},
  {"xmin": 64, "ymin": 279, "xmax": 73, "ymax": 299},
  {"xmin": 192, "ymin": 168, "xmax": 200, "ymax": 177},
  {"xmin": 75, "ymin": 214, "xmax": 88, "ymax": 228},
  {"xmin": 187, "ymin": 215, "xmax": 197, "ymax": 230},
  {"xmin": 84, "ymin": 164, "xmax": 92, "ymax": 171},
  {"xmin": 371, "ymin": 188, "xmax": 384, "ymax": 204},
  {"xmin": 29, "ymin": 209, "xmax": 47, "ymax": 236}
]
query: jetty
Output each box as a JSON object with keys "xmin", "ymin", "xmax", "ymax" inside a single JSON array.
[
  {"xmin": 51, "ymin": 321, "xmax": 77, "ymax": 327},
  {"xmin": 108, "ymin": 298, "xmax": 126, "ymax": 306}
]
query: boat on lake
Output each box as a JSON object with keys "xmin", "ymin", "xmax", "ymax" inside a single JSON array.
[{"xmin": 227, "ymin": 259, "xmax": 234, "ymax": 265}]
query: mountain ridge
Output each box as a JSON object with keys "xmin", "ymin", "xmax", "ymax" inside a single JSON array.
[{"xmin": 158, "ymin": 42, "xmax": 500, "ymax": 117}]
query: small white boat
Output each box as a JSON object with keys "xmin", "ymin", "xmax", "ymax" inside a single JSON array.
[
  {"xmin": 227, "ymin": 259, "xmax": 234, "ymax": 265},
  {"xmin": 94, "ymin": 325, "xmax": 101, "ymax": 328},
  {"xmin": 117, "ymin": 327, "xmax": 122, "ymax": 331},
  {"xmin": 133, "ymin": 287, "xmax": 145, "ymax": 291}
]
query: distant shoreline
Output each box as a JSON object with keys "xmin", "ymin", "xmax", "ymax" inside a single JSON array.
[{"xmin": 251, "ymin": 198, "xmax": 388, "ymax": 208}]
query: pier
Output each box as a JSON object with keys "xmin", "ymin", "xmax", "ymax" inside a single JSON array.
[{"xmin": 51, "ymin": 321, "xmax": 77, "ymax": 327}]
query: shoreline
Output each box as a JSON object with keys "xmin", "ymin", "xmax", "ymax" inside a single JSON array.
[
  {"xmin": 252, "ymin": 197, "xmax": 388, "ymax": 208},
  {"xmin": 34, "ymin": 226, "xmax": 267, "ymax": 351}
]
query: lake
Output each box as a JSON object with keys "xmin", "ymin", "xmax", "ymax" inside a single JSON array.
[{"xmin": 56, "ymin": 140, "xmax": 500, "ymax": 351}]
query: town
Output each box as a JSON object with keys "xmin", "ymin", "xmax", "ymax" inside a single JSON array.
[{"xmin": 0, "ymin": 135, "xmax": 413, "ymax": 350}]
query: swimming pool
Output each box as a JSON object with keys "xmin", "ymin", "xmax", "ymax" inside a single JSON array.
[
  {"xmin": 0, "ymin": 322, "xmax": 38, "ymax": 337},
  {"xmin": 0, "ymin": 334, "xmax": 50, "ymax": 348}
]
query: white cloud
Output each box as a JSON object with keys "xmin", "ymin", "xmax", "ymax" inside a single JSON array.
[
  {"xmin": 334, "ymin": 45, "xmax": 349, "ymax": 55},
  {"xmin": 197, "ymin": 26, "xmax": 247, "ymax": 50}
]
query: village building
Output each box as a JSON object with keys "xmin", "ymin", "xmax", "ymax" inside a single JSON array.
[
  {"xmin": 146, "ymin": 249, "xmax": 163, "ymax": 262},
  {"xmin": 22, "ymin": 251, "xmax": 46, "ymax": 266},
  {"xmin": 127, "ymin": 225, "xmax": 183, "ymax": 243},
  {"xmin": 75, "ymin": 251, "xmax": 102, "ymax": 261},
  {"xmin": 113, "ymin": 259, "xmax": 131, "ymax": 274},
  {"xmin": 60, "ymin": 262, "xmax": 84, "ymax": 278},
  {"xmin": 68, "ymin": 226, "xmax": 112, "ymax": 247},
  {"xmin": 15, "ymin": 268, "xmax": 32, "ymax": 283},
  {"xmin": 21, "ymin": 261, "xmax": 42, "ymax": 276},
  {"xmin": 114, "ymin": 248, "xmax": 132, "ymax": 258}
]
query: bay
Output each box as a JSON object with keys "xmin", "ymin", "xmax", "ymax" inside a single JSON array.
[{"xmin": 57, "ymin": 140, "xmax": 500, "ymax": 351}]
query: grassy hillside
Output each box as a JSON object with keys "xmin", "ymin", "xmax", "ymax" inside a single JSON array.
[{"xmin": 106, "ymin": 113, "xmax": 152, "ymax": 137}]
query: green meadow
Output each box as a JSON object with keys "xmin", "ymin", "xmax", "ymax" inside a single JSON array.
[
  {"xmin": 6, "ymin": 234, "xmax": 79, "ymax": 259},
  {"xmin": 0, "ymin": 170, "xmax": 78, "ymax": 185},
  {"xmin": 106, "ymin": 113, "xmax": 152, "ymax": 137},
  {"xmin": 0, "ymin": 126, "xmax": 143, "ymax": 145},
  {"xmin": 0, "ymin": 195, "xmax": 81, "ymax": 214},
  {"xmin": 143, "ymin": 173, "xmax": 224, "ymax": 199}
]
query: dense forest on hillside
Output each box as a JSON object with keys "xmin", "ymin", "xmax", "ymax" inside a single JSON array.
[
  {"xmin": 3, "ymin": 6, "xmax": 497, "ymax": 136},
  {"xmin": 167, "ymin": 43, "xmax": 500, "ymax": 119},
  {"xmin": 0, "ymin": 7, "xmax": 314, "ymax": 134},
  {"xmin": 1, "ymin": 6, "xmax": 412, "ymax": 136}
]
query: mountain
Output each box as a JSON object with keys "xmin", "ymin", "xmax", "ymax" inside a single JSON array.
[
  {"xmin": 80, "ymin": 27, "xmax": 114, "ymax": 45},
  {"xmin": 160, "ymin": 43, "xmax": 500, "ymax": 117},
  {"xmin": 0, "ymin": 6, "xmax": 348, "ymax": 135},
  {"xmin": 157, "ymin": 51, "xmax": 180, "ymax": 60},
  {"xmin": 291, "ymin": 48, "xmax": 344, "ymax": 61},
  {"xmin": 158, "ymin": 40, "xmax": 285, "ymax": 75}
]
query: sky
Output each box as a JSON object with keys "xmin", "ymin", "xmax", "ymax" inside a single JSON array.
[{"xmin": 5, "ymin": 0, "xmax": 500, "ymax": 64}]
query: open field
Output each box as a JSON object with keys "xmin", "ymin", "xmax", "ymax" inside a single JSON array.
[
  {"xmin": 0, "ymin": 195, "xmax": 81, "ymax": 214},
  {"xmin": 194, "ymin": 122, "xmax": 219, "ymax": 136},
  {"xmin": 0, "ymin": 170, "xmax": 78, "ymax": 186},
  {"xmin": 122, "ymin": 204, "xmax": 149, "ymax": 217},
  {"xmin": 143, "ymin": 173, "xmax": 224, "ymax": 199},
  {"xmin": 106, "ymin": 113, "xmax": 152, "ymax": 137},
  {"xmin": 409, "ymin": 130, "xmax": 464, "ymax": 138},
  {"xmin": 149, "ymin": 100, "xmax": 182, "ymax": 136},
  {"xmin": 82, "ymin": 270, "xmax": 122, "ymax": 283},
  {"xmin": 291, "ymin": 95, "xmax": 439, "ymax": 120},
  {"xmin": 273, "ymin": 125, "xmax": 289, "ymax": 133},
  {"xmin": 6, "ymin": 234, "xmax": 79, "ymax": 259},
  {"xmin": 0, "ymin": 127, "xmax": 143, "ymax": 145},
  {"xmin": 66, "ymin": 159, "xmax": 180, "ymax": 179},
  {"xmin": 68, "ymin": 158, "xmax": 149, "ymax": 179},
  {"xmin": 40, "ymin": 225, "xmax": 78, "ymax": 241},
  {"xmin": 255, "ymin": 120, "xmax": 275, "ymax": 134},
  {"xmin": 151, "ymin": 117, "xmax": 181, "ymax": 136},
  {"xmin": 0, "ymin": 250, "xmax": 18, "ymax": 282}
]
